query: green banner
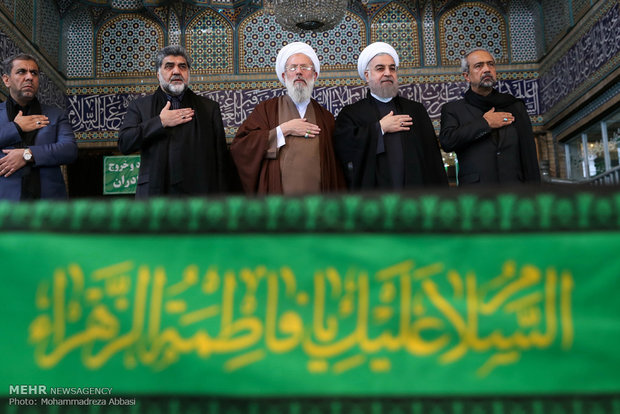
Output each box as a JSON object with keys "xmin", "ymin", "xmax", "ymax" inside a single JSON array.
[
  {"xmin": 2, "ymin": 189, "xmax": 620, "ymax": 413},
  {"xmin": 103, "ymin": 155, "xmax": 140, "ymax": 195},
  {"xmin": 2, "ymin": 231, "xmax": 620, "ymax": 397}
]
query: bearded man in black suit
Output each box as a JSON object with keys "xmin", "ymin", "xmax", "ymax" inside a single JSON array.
[
  {"xmin": 439, "ymin": 48, "xmax": 540, "ymax": 186},
  {"xmin": 119, "ymin": 45, "xmax": 238, "ymax": 198}
]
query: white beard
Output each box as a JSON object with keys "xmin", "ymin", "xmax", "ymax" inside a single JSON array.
[{"xmin": 285, "ymin": 76, "xmax": 314, "ymax": 104}]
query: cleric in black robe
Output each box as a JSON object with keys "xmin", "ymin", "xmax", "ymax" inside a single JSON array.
[
  {"xmin": 118, "ymin": 45, "xmax": 239, "ymax": 198},
  {"xmin": 439, "ymin": 48, "xmax": 540, "ymax": 186},
  {"xmin": 334, "ymin": 42, "xmax": 448, "ymax": 190}
]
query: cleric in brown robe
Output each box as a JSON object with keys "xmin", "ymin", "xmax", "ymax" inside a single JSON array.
[{"xmin": 231, "ymin": 42, "xmax": 345, "ymax": 194}]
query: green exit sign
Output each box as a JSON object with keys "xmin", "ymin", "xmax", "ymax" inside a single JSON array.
[{"xmin": 103, "ymin": 155, "xmax": 140, "ymax": 195}]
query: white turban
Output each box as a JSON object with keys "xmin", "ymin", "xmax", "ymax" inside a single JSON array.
[
  {"xmin": 275, "ymin": 42, "xmax": 320, "ymax": 85},
  {"xmin": 357, "ymin": 42, "xmax": 399, "ymax": 81}
]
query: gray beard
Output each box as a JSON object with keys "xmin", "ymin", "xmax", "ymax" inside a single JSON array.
[
  {"xmin": 159, "ymin": 76, "xmax": 189, "ymax": 96},
  {"xmin": 285, "ymin": 77, "xmax": 314, "ymax": 104},
  {"xmin": 370, "ymin": 81, "xmax": 399, "ymax": 99},
  {"xmin": 478, "ymin": 76, "xmax": 497, "ymax": 89}
]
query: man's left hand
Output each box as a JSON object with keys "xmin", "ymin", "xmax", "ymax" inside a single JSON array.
[{"xmin": 0, "ymin": 149, "xmax": 28, "ymax": 177}]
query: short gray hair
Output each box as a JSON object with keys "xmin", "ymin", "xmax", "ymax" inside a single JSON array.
[
  {"xmin": 460, "ymin": 48, "xmax": 493, "ymax": 73},
  {"xmin": 2, "ymin": 54, "xmax": 39, "ymax": 76},
  {"xmin": 155, "ymin": 45, "xmax": 191, "ymax": 70}
]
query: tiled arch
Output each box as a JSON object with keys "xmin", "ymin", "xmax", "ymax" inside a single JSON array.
[
  {"xmin": 185, "ymin": 8, "xmax": 234, "ymax": 75},
  {"xmin": 439, "ymin": 2, "xmax": 508, "ymax": 66},
  {"xmin": 238, "ymin": 9, "xmax": 365, "ymax": 74},
  {"xmin": 370, "ymin": 1, "xmax": 421, "ymax": 67},
  {"xmin": 96, "ymin": 14, "xmax": 165, "ymax": 77}
]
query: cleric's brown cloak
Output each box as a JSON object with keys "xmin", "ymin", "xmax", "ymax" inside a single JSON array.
[{"xmin": 231, "ymin": 96, "xmax": 345, "ymax": 194}]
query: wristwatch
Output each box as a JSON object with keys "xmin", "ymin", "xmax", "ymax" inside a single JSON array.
[{"xmin": 23, "ymin": 148, "xmax": 33, "ymax": 162}]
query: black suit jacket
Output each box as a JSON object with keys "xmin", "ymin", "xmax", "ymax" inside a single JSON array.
[
  {"xmin": 439, "ymin": 98, "xmax": 539, "ymax": 185},
  {"xmin": 118, "ymin": 89, "xmax": 236, "ymax": 197}
]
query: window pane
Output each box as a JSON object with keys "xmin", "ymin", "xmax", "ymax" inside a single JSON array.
[
  {"xmin": 605, "ymin": 109, "xmax": 620, "ymax": 169},
  {"xmin": 567, "ymin": 137, "xmax": 586, "ymax": 180},
  {"xmin": 584, "ymin": 123, "xmax": 604, "ymax": 177}
]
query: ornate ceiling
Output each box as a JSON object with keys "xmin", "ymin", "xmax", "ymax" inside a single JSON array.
[{"xmin": 51, "ymin": 0, "xmax": 522, "ymax": 20}]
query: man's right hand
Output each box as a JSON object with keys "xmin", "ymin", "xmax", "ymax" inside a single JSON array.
[
  {"xmin": 483, "ymin": 107, "xmax": 514, "ymax": 129},
  {"xmin": 13, "ymin": 111, "xmax": 49, "ymax": 132},
  {"xmin": 280, "ymin": 118, "xmax": 321, "ymax": 138},
  {"xmin": 159, "ymin": 101, "xmax": 195, "ymax": 128},
  {"xmin": 379, "ymin": 111, "xmax": 412, "ymax": 133}
]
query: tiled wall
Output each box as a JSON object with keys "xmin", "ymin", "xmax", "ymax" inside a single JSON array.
[
  {"xmin": 438, "ymin": 2, "xmax": 508, "ymax": 66},
  {"xmin": 55, "ymin": 0, "xmax": 548, "ymax": 142},
  {"xmin": 35, "ymin": 0, "xmax": 60, "ymax": 68},
  {"xmin": 59, "ymin": 1, "xmax": 540, "ymax": 79},
  {"xmin": 509, "ymin": 0, "xmax": 544, "ymax": 62},
  {"xmin": 539, "ymin": 1, "xmax": 619, "ymax": 119},
  {"xmin": 63, "ymin": 7, "xmax": 94, "ymax": 78},
  {"xmin": 97, "ymin": 14, "xmax": 165, "ymax": 77},
  {"xmin": 2, "ymin": 0, "xmax": 617, "ymax": 148},
  {"xmin": 65, "ymin": 76, "xmax": 540, "ymax": 143}
]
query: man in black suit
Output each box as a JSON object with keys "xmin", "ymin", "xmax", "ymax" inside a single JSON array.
[
  {"xmin": 334, "ymin": 42, "xmax": 447, "ymax": 190},
  {"xmin": 118, "ymin": 45, "xmax": 237, "ymax": 197},
  {"xmin": 439, "ymin": 48, "xmax": 540, "ymax": 186}
]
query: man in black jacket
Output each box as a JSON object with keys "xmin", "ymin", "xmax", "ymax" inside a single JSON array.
[
  {"xmin": 118, "ymin": 45, "xmax": 238, "ymax": 197},
  {"xmin": 439, "ymin": 48, "xmax": 540, "ymax": 186},
  {"xmin": 334, "ymin": 42, "xmax": 447, "ymax": 190}
]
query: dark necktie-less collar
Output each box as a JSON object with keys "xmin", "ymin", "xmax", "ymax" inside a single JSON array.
[
  {"xmin": 166, "ymin": 93, "xmax": 184, "ymax": 109},
  {"xmin": 464, "ymin": 88, "xmax": 520, "ymax": 111},
  {"xmin": 6, "ymin": 96, "xmax": 32, "ymax": 119}
]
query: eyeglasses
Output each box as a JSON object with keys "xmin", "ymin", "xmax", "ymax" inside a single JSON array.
[{"xmin": 285, "ymin": 65, "xmax": 314, "ymax": 72}]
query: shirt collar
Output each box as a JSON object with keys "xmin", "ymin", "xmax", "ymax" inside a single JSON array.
[
  {"xmin": 292, "ymin": 98, "xmax": 311, "ymax": 118},
  {"xmin": 370, "ymin": 92, "xmax": 393, "ymax": 103}
]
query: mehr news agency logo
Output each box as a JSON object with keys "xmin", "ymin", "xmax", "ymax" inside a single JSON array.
[{"xmin": 8, "ymin": 385, "xmax": 136, "ymax": 407}]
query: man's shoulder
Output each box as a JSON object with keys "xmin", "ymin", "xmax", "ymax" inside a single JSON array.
[
  {"xmin": 190, "ymin": 90, "xmax": 217, "ymax": 104},
  {"xmin": 508, "ymin": 97, "xmax": 528, "ymax": 111},
  {"xmin": 441, "ymin": 98, "xmax": 467, "ymax": 112},
  {"xmin": 40, "ymin": 103, "xmax": 65, "ymax": 118},
  {"xmin": 338, "ymin": 96, "xmax": 372, "ymax": 114},
  {"xmin": 397, "ymin": 96, "xmax": 427, "ymax": 110},
  {"xmin": 128, "ymin": 93, "xmax": 156, "ymax": 107},
  {"xmin": 194, "ymin": 95, "xmax": 221, "ymax": 111}
]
